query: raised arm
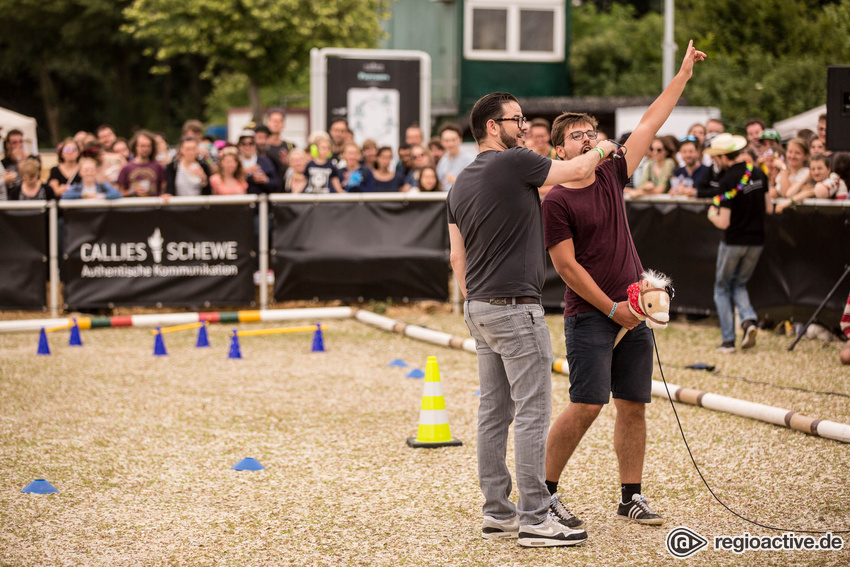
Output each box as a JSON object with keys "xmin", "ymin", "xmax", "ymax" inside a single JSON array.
[{"xmin": 625, "ymin": 40, "xmax": 706, "ymax": 176}]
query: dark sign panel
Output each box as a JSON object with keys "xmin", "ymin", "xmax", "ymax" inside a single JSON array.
[
  {"xmin": 63, "ymin": 206, "xmax": 254, "ymax": 309},
  {"xmin": 326, "ymin": 56, "xmax": 422, "ymax": 148},
  {"xmin": 271, "ymin": 200, "xmax": 449, "ymax": 302},
  {"xmin": 0, "ymin": 208, "xmax": 47, "ymax": 309}
]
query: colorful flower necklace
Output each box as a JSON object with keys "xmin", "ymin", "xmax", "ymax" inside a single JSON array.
[{"xmin": 712, "ymin": 162, "xmax": 754, "ymax": 206}]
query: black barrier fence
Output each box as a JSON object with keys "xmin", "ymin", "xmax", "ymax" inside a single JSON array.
[
  {"xmin": 271, "ymin": 199, "xmax": 449, "ymax": 302},
  {"xmin": 0, "ymin": 205, "xmax": 48, "ymax": 310},
  {"xmin": 543, "ymin": 199, "xmax": 850, "ymax": 326},
  {"xmin": 2, "ymin": 196, "xmax": 849, "ymax": 327}
]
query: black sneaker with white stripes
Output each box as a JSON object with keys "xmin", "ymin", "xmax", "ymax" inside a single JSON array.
[
  {"xmin": 616, "ymin": 494, "xmax": 664, "ymax": 525},
  {"xmin": 549, "ymin": 494, "xmax": 585, "ymax": 530}
]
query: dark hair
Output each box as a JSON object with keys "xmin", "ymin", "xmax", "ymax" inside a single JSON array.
[
  {"xmin": 469, "ymin": 92, "xmax": 518, "ymax": 143},
  {"xmin": 253, "ymin": 125, "xmax": 271, "ymax": 135},
  {"xmin": 377, "ymin": 146, "xmax": 394, "ymax": 158},
  {"xmin": 96, "ymin": 124, "xmax": 115, "ymax": 135},
  {"xmin": 57, "ymin": 138, "xmax": 81, "ymax": 164},
  {"xmin": 438, "ymin": 123, "xmax": 463, "ymax": 138},
  {"xmin": 398, "ymin": 143, "xmax": 411, "ymax": 152},
  {"xmin": 417, "ymin": 166, "xmax": 441, "ymax": 192},
  {"xmin": 745, "ymin": 118, "xmax": 766, "ymax": 130},
  {"xmin": 268, "ymin": 108, "xmax": 286, "ymax": 119},
  {"xmin": 809, "ymin": 153, "xmax": 831, "ymax": 168},
  {"xmin": 678, "ymin": 139, "xmax": 700, "ymax": 152},
  {"xmin": 329, "ymin": 118, "xmax": 348, "ymax": 130},
  {"xmin": 428, "ymin": 137, "xmax": 444, "ymax": 151},
  {"xmin": 832, "ymin": 152, "xmax": 850, "ymax": 186},
  {"xmin": 550, "ymin": 112, "xmax": 599, "ymax": 148},
  {"xmin": 129, "ymin": 130, "xmax": 156, "ymax": 161},
  {"xmin": 3, "ymin": 128, "xmax": 23, "ymax": 154}
]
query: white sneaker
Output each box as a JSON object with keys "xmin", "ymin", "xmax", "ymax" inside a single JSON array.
[
  {"xmin": 517, "ymin": 512, "xmax": 588, "ymax": 547},
  {"xmin": 481, "ymin": 515, "xmax": 519, "ymax": 540}
]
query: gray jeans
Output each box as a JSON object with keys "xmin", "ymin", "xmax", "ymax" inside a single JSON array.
[{"xmin": 464, "ymin": 299, "xmax": 552, "ymax": 526}]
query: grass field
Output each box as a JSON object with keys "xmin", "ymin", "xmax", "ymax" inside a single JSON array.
[{"xmin": 1, "ymin": 306, "xmax": 848, "ymax": 566}]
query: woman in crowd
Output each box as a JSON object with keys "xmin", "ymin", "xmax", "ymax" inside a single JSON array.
[
  {"xmin": 360, "ymin": 139, "xmax": 378, "ymax": 170},
  {"xmin": 412, "ymin": 166, "xmax": 441, "ymax": 192},
  {"xmin": 401, "ymin": 145, "xmax": 432, "ymax": 191},
  {"xmin": 625, "ymin": 136, "xmax": 677, "ymax": 197},
  {"xmin": 10, "ymin": 158, "xmax": 55, "ymax": 200},
  {"xmin": 165, "ymin": 137, "xmax": 211, "ymax": 196},
  {"xmin": 809, "ymin": 135, "xmax": 826, "ymax": 156},
  {"xmin": 284, "ymin": 149, "xmax": 309, "ymax": 193},
  {"xmin": 340, "ymin": 142, "xmax": 375, "ymax": 192},
  {"xmin": 47, "ymin": 138, "xmax": 81, "ymax": 197},
  {"xmin": 209, "ymin": 147, "xmax": 248, "ymax": 195},
  {"xmin": 370, "ymin": 146, "xmax": 403, "ymax": 192},
  {"xmin": 116, "ymin": 130, "xmax": 166, "ymax": 197},
  {"xmin": 772, "ymin": 137, "xmax": 809, "ymax": 198},
  {"xmin": 153, "ymin": 133, "xmax": 172, "ymax": 165},
  {"xmin": 62, "ymin": 157, "xmax": 122, "ymax": 200}
]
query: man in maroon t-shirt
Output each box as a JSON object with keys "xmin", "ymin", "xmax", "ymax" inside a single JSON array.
[{"xmin": 541, "ymin": 41, "xmax": 705, "ymax": 527}]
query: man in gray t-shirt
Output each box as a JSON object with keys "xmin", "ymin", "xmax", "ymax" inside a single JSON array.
[{"xmin": 447, "ymin": 91, "xmax": 614, "ymax": 548}]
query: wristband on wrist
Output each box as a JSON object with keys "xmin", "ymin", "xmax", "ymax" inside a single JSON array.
[
  {"xmin": 607, "ymin": 302, "xmax": 617, "ymax": 318},
  {"xmin": 594, "ymin": 147, "xmax": 605, "ymax": 160}
]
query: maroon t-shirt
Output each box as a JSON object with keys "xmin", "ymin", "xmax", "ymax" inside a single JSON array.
[{"xmin": 542, "ymin": 158, "xmax": 643, "ymax": 317}]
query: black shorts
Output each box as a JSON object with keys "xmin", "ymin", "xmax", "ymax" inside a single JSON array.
[{"xmin": 564, "ymin": 311, "xmax": 653, "ymax": 405}]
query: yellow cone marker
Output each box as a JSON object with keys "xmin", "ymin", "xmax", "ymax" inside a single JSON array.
[{"xmin": 407, "ymin": 356, "xmax": 462, "ymax": 448}]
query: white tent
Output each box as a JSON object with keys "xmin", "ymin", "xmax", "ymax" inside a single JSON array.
[
  {"xmin": 773, "ymin": 104, "xmax": 825, "ymax": 141},
  {"xmin": 0, "ymin": 107, "xmax": 39, "ymax": 156}
]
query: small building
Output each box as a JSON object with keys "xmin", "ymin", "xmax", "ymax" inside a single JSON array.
[{"xmin": 382, "ymin": 0, "xmax": 570, "ymax": 120}]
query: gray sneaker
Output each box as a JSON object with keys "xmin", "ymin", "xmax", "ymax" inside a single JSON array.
[
  {"xmin": 481, "ymin": 515, "xmax": 518, "ymax": 540},
  {"xmin": 549, "ymin": 494, "xmax": 585, "ymax": 529},
  {"xmin": 741, "ymin": 320, "xmax": 758, "ymax": 349},
  {"xmin": 517, "ymin": 512, "xmax": 588, "ymax": 547}
]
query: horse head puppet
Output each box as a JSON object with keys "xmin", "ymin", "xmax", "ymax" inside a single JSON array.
[{"xmin": 614, "ymin": 269, "xmax": 674, "ymax": 347}]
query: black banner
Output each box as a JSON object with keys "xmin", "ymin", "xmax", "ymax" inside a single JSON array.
[
  {"xmin": 0, "ymin": 208, "xmax": 47, "ymax": 309},
  {"xmin": 543, "ymin": 201, "xmax": 850, "ymax": 327},
  {"xmin": 272, "ymin": 200, "xmax": 449, "ymax": 301},
  {"xmin": 63, "ymin": 206, "xmax": 255, "ymax": 309}
]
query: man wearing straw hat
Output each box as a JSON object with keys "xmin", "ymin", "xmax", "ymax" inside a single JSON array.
[
  {"xmin": 705, "ymin": 133, "xmax": 772, "ymax": 353},
  {"xmin": 447, "ymin": 92, "xmax": 616, "ymax": 547}
]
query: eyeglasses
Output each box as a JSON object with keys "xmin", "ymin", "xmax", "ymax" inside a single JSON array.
[
  {"xmin": 566, "ymin": 129, "xmax": 598, "ymax": 141},
  {"xmin": 494, "ymin": 116, "xmax": 527, "ymax": 128},
  {"xmin": 239, "ymin": 140, "xmax": 255, "ymax": 146},
  {"xmin": 649, "ymin": 147, "xmax": 665, "ymax": 153},
  {"xmin": 412, "ymin": 152, "xmax": 427, "ymax": 159}
]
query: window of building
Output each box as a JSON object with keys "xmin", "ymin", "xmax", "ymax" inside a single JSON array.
[{"xmin": 464, "ymin": 0, "xmax": 564, "ymax": 62}]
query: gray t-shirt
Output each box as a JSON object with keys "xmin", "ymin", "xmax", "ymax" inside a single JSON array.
[{"xmin": 446, "ymin": 147, "xmax": 551, "ymax": 300}]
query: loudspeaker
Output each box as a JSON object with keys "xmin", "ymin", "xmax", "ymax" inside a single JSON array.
[{"xmin": 827, "ymin": 66, "xmax": 850, "ymax": 151}]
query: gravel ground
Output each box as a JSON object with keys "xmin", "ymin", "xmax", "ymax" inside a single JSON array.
[{"xmin": 1, "ymin": 307, "xmax": 848, "ymax": 566}]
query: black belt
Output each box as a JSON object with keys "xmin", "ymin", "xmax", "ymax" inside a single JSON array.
[{"xmin": 471, "ymin": 296, "xmax": 539, "ymax": 305}]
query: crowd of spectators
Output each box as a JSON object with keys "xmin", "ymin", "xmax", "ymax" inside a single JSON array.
[
  {"xmin": 1, "ymin": 111, "xmax": 847, "ymax": 207},
  {"xmin": 0, "ymin": 111, "xmax": 477, "ymax": 201},
  {"xmin": 622, "ymin": 113, "xmax": 849, "ymax": 209}
]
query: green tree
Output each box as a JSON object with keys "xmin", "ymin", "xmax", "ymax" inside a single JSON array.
[
  {"xmin": 569, "ymin": 3, "xmax": 664, "ymax": 97},
  {"xmin": 124, "ymin": 0, "xmax": 392, "ymax": 121},
  {"xmin": 569, "ymin": 0, "xmax": 850, "ymax": 130}
]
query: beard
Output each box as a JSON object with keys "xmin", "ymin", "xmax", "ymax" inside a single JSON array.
[{"xmin": 499, "ymin": 125, "xmax": 517, "ymax": 149}]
